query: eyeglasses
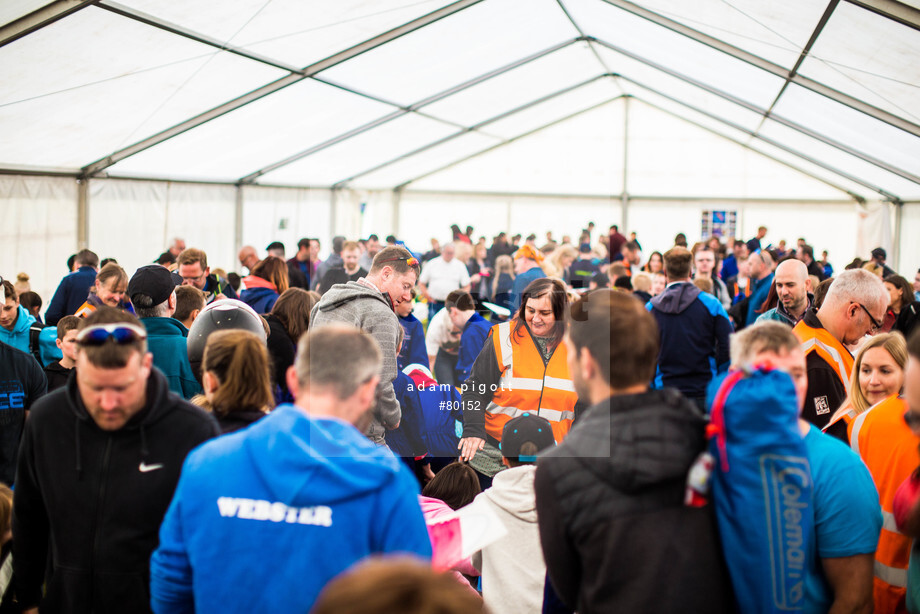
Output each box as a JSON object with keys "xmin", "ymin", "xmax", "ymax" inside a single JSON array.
[
  {"xmin": 377, "ymin": 256, "xmax": 419, "ymax": 267},
  {"xmin": 76, "ymin": 323, "xmax": 147, "ymax": 346},
  {"xmin": 856, "ymin": 302, "xmax": 882, "ymax": 333}
]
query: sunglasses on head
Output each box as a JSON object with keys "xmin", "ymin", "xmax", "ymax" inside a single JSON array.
[
  {"xmin": 76, "ymin": 323, "xmax": 147, "ymax": 346},
  {"xmin": 378, "ymin": 256, "xmax": 419, "ymax": 267}
]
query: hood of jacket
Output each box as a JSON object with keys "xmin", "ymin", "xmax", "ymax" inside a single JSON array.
[
  {"xmin": 418, "ymin": 495, "xmax": 456, "ymax": 522},
  {"xmin": 241, "ymin": 276, "xmax": 277, "ymax": 291},
  {"xmin": 0, "ymin": 305, "xmax": 36, "ymax": 348},
  {"xmin": 141, "ymin": 316, "xmax": 189, "ymax": 337},
  {"xmin": 316, "ymin": 281, "xmax": 391, "ymax": 313},
  {"xmin": 649, "ymin": 282, "xmax": 701, "ymax": 315},
  {"xmin": 241, "ymin": 404, "xmax": 404, "ymax": 506},
  {"xmin": 555, "ymin": 389, "xmax": 705, "ymax": 494},
  {"xmin": 482, "ymin": 465, "xmax": 538, "ymax": 522}
]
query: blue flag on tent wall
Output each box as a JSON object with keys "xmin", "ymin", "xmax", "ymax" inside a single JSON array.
[{"xmin": 706, "ymin": 366, "xmax": 815, "ymax": 614}]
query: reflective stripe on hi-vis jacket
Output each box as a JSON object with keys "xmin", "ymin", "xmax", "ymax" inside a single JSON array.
[
  {"xmin": 793, "ymin": 319, "xmax": 854, "ymax": 394},
  {"xmin": 850, "ymin": 395, "xmax": 920, "ymax": 613},
  {"xmin": 822, "ymin": 408, "xmax": 856, "ymax": 437},
  {"xmin": 484, "ymin": 321, "xmax": 577, "ymax": 443}
]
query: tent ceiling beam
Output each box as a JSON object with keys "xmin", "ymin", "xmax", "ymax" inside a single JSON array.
[
  {"xmin": 96, "ymin": 1, "xmax": 304, "ymax": 73},
  {"xmin": 79, "ymin": 0, "xmax": 484, "ymax": 178},
  {"xmin": 637, "ymin": 97, "xmax": 865, "ymax": 202},
  {"xmin": 595, "ymin": 38, "xmax": 920, "ymax": 186},
  {"xmin": 239, "ymin": 38, "xmax": 583, "ymax": 184},
  {"xmin": 594, "ymin": 0, "xmax": 920, "ymax": 138},
  {"xmin": 0, "ymin": 0, "xmax": 95, "ymax": 48},
  {"xmin": 845, "ymin": 0, "xmax": 920, "ymax": 32},
  {"xmin": 329, "ymin": 75, "xmax": 611, "ymax": 189},
  {"xmin": 554, "ymin": 0, "xmax": 623, "ymax": 92},
  {"xmin": 759, "ymin": 0, "xmax": 839, "ymax": 125},
  {"xmin": 391, "ymin": 96, "xmax": 625, "ymax": 191},
  {"xmin": 621, "ymin": 77, "xmax": 895, "ymax": 200}
]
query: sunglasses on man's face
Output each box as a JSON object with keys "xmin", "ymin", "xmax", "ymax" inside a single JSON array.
[{"xmin": 76, "ymin": 323, "xmax": 147, "ymax": 346}]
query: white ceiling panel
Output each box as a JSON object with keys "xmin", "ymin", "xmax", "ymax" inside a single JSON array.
[
  {"xmin": 563, "ymin": 0, "xmax": 788, "ymax": 108},
  {"xmin": 799, "ymin": 2, "xmax": 920, "ymax": 124},
  {"xmin": 257, "ymin": 113, "xmax": 460, "ymax": 186},
  {"xmin": 109, "ymin": 80, "xmax": 396, "ymax": 181},
  {"xmin": 319, "ymin": 0, "xmax": 580, "ymax": 106}
]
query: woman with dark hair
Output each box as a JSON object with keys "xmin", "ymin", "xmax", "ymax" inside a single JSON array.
[
  {"xmin": 265, "ymin": 288, "xmax": 317, "ymax": 404},
  {"xmin": 457, "ymin": 277, "xmax": 577, "ymax": 487},
  {"xmin": 240, "ymin": 256, "xmax": 289, "ymax": 314},
  {"xmin": 885, "ymin": 275, "xmax": 920, "ymax": 338},
  {"xmin": 642, "ymin": 251, "xmax": 664, "ymax": 274},
  {"xmin": 197, "ymin": 329, "xmax": 273, "ymax": 433},
  {"xmin": 418, "ymin": 462, "xmax": 482, "ymax": 594}
]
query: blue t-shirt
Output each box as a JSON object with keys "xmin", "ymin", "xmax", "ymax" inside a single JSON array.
[
  {"xmin": 803, "ymin": 425, "xmax": 882, "ymax": 614},
  {"xmin": 510, "ymin": 267, "xmax": 547, "ymax": 315}
]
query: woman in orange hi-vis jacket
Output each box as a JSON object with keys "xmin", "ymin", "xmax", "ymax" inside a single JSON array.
[
  {"xmin": 824, "ymin": 333, "xmax": 907, "ymax": 443},
  {"xmin": 457, "ymin": 278, "xmax": 577, "ymax": 485},
  {"xmin": 845, "ymin": 333, "xmax": 915, "ymax": 614}
]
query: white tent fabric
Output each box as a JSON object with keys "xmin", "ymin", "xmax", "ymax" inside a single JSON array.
[{"xmin": 1, "ymin": 0, "xmax": 919, "ymax": 280}]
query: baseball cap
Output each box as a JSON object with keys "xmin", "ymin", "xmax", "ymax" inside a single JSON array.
[
  {"xmin": 128, "ymin": 265, "xmax": 176, "ymax": 306},
  {"xmin": 499, "ymin": 413, "xmax": 555, "ymax": 462}
]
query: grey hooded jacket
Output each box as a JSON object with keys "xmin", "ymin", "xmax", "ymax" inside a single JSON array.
[{"xmin": 309, "ymin": 280, "xmax": 401, "ymax": 443}]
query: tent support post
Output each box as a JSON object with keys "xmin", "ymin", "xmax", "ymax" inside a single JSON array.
[
  {"xmin": 621, "ymin": 96, "xmax": 630, "ymax": 234},
  {"xmin": 77, "ymin": 178, "xmax": 88, "ymax": 250},
  {"xmin": 893, "ymin": 200, "xmax": 903, "ymax": 272},
  {"xmin": 330, "ymin": 188, "xmax": 338, "ymax": 239},
  {"xmin": 235, "ymin": 185, "xmax": 244, "ymax": 251},
  {"xmin": 392, "ymin": 188, "xmax": 403, "ymax": 240}
]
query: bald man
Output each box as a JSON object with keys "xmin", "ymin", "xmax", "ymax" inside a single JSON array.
[
  {"xmin": 238, "ymin": 246, "xmax": 259, "ymax": 274},
  {"xmin": 756, "ymin": 259, "xmax": 812, "ymax": 326}
]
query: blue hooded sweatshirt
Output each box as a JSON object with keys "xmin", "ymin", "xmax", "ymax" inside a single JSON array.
[
  {"xmin": 150, "ymin": 405, "xmax": 431, "ymax": 614},
  {"xmin": 456, "ymin": 312, "xmax": 492, "ymax": 384},
  {"xmin": 647, "ymin": 282, "xmax": 733, "ymax": 399},
  {"xmin": 0, "ymin": 305, "xmax": 36, "ymax": 354}
]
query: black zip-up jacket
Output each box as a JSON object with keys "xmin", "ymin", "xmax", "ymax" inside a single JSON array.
[
  {"xmin": 534, "ymin": 390, "xmax": 734, "ymax": 614},
  {"xmin": 12, "ymin": 368, "xmax": 219, "ymax": 613}
]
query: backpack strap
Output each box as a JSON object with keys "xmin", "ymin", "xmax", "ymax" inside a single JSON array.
[{"xmin": 29, "ymin": 322, "xmax": 45, "ymax": 365}]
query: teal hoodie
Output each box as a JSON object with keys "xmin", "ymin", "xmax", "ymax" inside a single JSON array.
[
  {"xmin": 0, "ymin": 305, "xmax": 36, "ymax": 354},
  {"xmin": 140, "ymin": 317, "xmax": 202, "ymax": 400}
]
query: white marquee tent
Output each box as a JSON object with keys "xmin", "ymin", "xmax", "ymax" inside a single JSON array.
[{"xmin": 2, "ymin": 0, "xmax": 919, "ymax": 302}]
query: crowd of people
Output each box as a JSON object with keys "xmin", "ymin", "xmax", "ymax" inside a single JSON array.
[{"xmin": 1, "ymin": 221, "xmax": 920, "ymax": 613}]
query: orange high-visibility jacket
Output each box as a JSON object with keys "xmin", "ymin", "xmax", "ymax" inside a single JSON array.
[
  {"xmin": 793, "ymin": 318, "xmax": 854, "ymax": 394},
  {"xmin": 850, "ymin": 395, "xmax": 920, "ymax": 614},
  {"xmin": 484, "ymin": 321, "xmax": 576, "ymax": 443}
]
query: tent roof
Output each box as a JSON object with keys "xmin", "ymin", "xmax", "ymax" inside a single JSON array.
[{"xmin": 1, "ymin": 0, "xmax": 918, "ymax": 201}]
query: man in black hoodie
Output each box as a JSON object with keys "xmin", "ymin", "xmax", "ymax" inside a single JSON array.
[
  {"xmin": 534, "ymin": 290, "xmax": 733, "ymax": 614},
  {"xmin": 12, "ymin": 307, "xmax": 219, "ymax": 614}
]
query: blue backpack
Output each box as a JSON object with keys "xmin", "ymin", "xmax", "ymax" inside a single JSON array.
[{"xmin": 706, "ymin": 366, "xmax": 815, "ymax": 614}]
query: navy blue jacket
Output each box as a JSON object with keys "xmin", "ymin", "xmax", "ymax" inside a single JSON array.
[
  {"xmin": 647, "ymin": 282, "xmax": 733, "ymax": 399},
  {"xmin": 456, "ymin": 312, "xmax": 492, "ymax": 385},
  {"xmin": 397, "ymin": 314, "xmax": 428, "ymax": 370},
  {"xmin": 239, "ymin": 287, "xmax": 278, "ymax": 315},
  {"xmin": 45, "ymin": 266, "xmax": 96, "ymax": 325}
]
